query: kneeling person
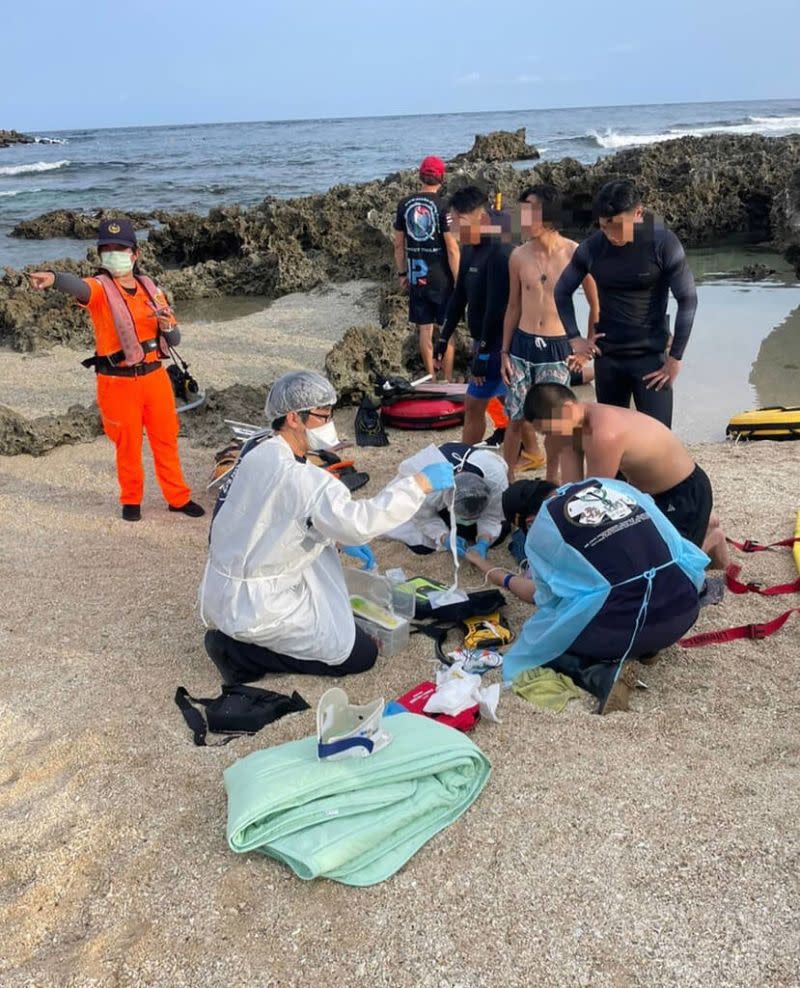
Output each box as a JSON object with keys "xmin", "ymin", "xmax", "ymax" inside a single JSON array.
[
  {"xmin": 200, "ymin": 370, "xmax": 454, "ymax": 684},
  {"xmin": 385, "ymin": 442, "xmax": 508, "ymax": 557},
  {"xmin": 524, "ymin": 383, "xmax": 730, "ymax": 569},
  {"xmin": 463, "ymin": 476, "xmax": 708, "ymax": 713}
]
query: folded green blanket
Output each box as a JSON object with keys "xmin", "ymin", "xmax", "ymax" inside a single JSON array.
[{"xmin": 224, "ymin": 711, "xmax": 491, "ymax": 886}]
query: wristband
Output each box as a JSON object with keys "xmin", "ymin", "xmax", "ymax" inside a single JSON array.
[{"xmin": 503, "ymin": 572, "xmax": 514, "ymax": 589}]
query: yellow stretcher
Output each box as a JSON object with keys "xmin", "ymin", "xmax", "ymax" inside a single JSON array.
[{"xmin": 726, "ymin": 406, "xmax": 800, "ymax": 441}]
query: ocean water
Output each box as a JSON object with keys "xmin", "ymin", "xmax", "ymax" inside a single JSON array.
[{"xmin": 1, "ymin": 97, "xmax": 799, "ymax": 268}]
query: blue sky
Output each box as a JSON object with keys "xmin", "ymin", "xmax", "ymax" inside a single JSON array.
[{"xmin": 3, "ymin": 0, "xmax": 799, "ymax": 130}]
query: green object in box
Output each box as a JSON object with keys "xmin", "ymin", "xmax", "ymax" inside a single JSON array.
[
  {"xmin": 349, "ymin": 595, "xmax": 403, "ymax": 630},
  {"xmin": 394, "ymin": 576, "xmax": 448, "ymax": 606}
]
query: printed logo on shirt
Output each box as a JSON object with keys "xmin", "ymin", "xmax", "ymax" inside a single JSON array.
[
  {"xmin": 404, "ymin": 203, "xmax": 436, "ymax": 241},
  {"xmin": 410, "ymin": 258, "xmax": 429, "ymax": 286},
  {"xmin": 564, "ymin": 483, "xmax": 638, "ymax": 527}
]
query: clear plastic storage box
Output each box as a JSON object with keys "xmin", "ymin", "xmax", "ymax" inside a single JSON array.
[{"xmin": 344, "ymin": 568, "xmax": 415, "ymax": 656}]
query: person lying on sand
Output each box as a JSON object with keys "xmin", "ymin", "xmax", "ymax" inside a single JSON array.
[
  {"xmin": 522, "ymin": 383, "xmax": 731, "ymax": 569},
  {"xmin": 461, "ymin": 476, "xmax": 708, "ymax": 714},
  {"xmin": 384, "ymin": 441, "xmax": 508, "ymax": 557}
]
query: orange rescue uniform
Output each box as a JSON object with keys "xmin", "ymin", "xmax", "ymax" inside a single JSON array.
[{"xmin": 82, "ymin": 277, "xmax": 191, "ymax": 508}]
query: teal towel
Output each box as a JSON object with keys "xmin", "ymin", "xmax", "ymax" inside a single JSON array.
[{"xmin": 224, "ymin": 712, "xmax": 491, "ymax": 886}]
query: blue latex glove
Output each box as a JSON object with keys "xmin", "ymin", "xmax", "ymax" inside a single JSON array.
[
  {"xmin": 342, "ymin": 544, "xmax": 376, "ymax": 570},
  {"xmin": 420, "ymin": 462, "xmax": 455, "ymax": 491},
  {"xmin": 455, "ymin": 535, "xmax": 469, "ymax": 557},
  {"xmin": 473, "ymin": 538, "xmax": 491, "ymax": 559}
]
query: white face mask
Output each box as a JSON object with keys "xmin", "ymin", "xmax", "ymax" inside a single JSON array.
[
  {"xmin": 100, "ymin": 251, "xmax": 134, "ymax": 277},
  {"xmin": 306, "ymin": 420, "xmax": 339, "ymax": 451}
]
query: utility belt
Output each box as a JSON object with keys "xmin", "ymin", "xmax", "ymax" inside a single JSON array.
[{"xmin": 82, "ymin": 337, "xmax": 163, "ymax": 376}]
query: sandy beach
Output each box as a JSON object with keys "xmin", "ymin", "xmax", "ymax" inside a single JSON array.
[
  {"xmin": 1, "ymin": 130, "xmax": 799, "ymax": 987},
  {"xmin": 1, "ymin": 405, "xmax": 798, "ymax": 986}
]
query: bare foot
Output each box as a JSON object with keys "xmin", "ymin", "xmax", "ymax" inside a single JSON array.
[{"xmin": 703, "ymin": 518, "xmax": 731, "ymax": 570}]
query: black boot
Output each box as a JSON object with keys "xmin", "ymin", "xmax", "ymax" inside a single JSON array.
[
  {"xmin": 169, "ymin": 500, "xmax": 206, "ymax": 518},
  {"xmin": 122, "ymin": 504, "xmax": 141, "ymax": 522}
]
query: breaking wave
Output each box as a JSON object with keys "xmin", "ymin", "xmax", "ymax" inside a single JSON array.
[
  {"xmin": 586, "ymin": 115, "xmax": 800, "ymax": 150},
  {"xmin": 0, "ymin": 159, "xmax": 70, "ymax": 177}
]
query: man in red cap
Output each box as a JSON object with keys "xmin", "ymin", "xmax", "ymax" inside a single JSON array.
[{"xmin": 393, "ymin": 156, "xmax": 460, "ymax": 379}]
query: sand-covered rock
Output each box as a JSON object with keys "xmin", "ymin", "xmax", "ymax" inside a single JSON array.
[
  {"xmin": 0, "ymin": 259, "xmax": 96, "ymax": 351},
  {"xmin": 452, "ymin": 127, "xmax": 540, "ymax": 163},
  {"xmin": 325, "ymin": 287, "xmax": 474, "ymax": 403},
  {"xmin": 0, "ymin": 402, "xmax": 102, "ymax": 456}
]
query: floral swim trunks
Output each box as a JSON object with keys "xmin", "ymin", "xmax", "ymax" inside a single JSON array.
[{"xmin": 505, "ymin": 329, "xmax": 572, "ymax": 421}]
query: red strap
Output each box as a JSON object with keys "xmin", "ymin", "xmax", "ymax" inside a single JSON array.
[
  {"xmin": 726, "ymin": 536, "xmax": 799, "ymax": 553},
  {"xmin": 679, "ymin": 608, "xmax": 799, "ymax": 648},
  {"xmin": 725, "ymin": 563, "xmax": 800, "ymax": 597}
]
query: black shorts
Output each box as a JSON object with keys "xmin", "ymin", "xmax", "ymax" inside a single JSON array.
[
  {"xmin": 653, "ymin": 464, "xmax": 713, "ymax": 548},
  {"xmin": 409, "ymin": 288, "xmax": 449, "ymax": 327}
]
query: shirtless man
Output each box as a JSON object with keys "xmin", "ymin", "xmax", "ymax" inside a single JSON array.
[
  {"xmin": 522, "ymin": 382, "xmax": 730, "ymax": 569},
  {"xmin": 501, "ymin": 185, "xmax": 599, "ymax": 482}
]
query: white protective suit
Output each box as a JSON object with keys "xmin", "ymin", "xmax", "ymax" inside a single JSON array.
[
  {"xmin": 199, "ymin": 436, "xmax": 426, "ymax": 665},
  {"xmin": 385, "ymin": 445, "xmax": 508, "ymax": 551}
]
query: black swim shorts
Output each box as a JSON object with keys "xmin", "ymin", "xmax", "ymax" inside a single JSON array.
[
  {"xmin": 654, "ymin": 464, "xmax": 713, "ymax": 548},
  {"xmin": 408, "ymin": 288, "xmax": 449, "ymax": 327}
]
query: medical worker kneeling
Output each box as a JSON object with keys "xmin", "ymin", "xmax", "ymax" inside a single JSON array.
[
  {"xmin": 462, "ymin": 477, "xmax": 708, "ymax": 714},
  {"xmin": 200, "ymin": 370, "xmax": 454, "ymax": 683}
]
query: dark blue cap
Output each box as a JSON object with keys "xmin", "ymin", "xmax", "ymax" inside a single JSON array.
[{"xmin": 97, "ymin": 217, "xmax": 137, "ymax": 249}]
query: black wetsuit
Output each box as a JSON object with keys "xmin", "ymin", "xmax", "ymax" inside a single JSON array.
[
  {"xmin": 554, "ymin": 219, "xmax": 697, "ymax": 427},
  {"xmin": 439, "ymin": 234, "xmax": 513, "ymax": 363}
]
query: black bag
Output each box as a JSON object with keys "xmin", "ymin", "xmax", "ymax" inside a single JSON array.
[
  {"xmin": 174, "ymin": 685, "xmax": 309, "ymax": 747},
  {"xmin": 354, "ymin": 396, "xmax": 389, "ymax": 447},
  {"xmin": 409, "ymin": 585, "xmax": 507, "ymax": 623}
]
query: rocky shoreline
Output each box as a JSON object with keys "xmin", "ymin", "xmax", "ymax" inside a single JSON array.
[{"xmin": 1, "ymin": 131, "xmax": 799, "ymax": 456}]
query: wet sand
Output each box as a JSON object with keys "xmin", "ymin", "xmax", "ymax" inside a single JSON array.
[{"xmin": 1, "ymin": 422, "xmax": 799, "ymax": 987}]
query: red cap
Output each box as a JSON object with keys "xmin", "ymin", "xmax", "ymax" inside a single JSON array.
[{"xmin": 419, "ymin": 155, "xmax": 445, "ymax": 181}]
